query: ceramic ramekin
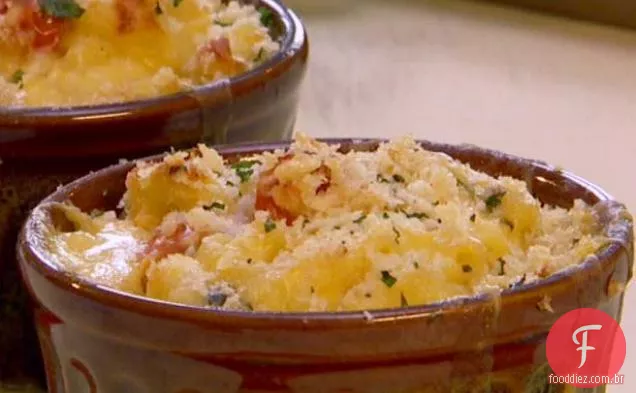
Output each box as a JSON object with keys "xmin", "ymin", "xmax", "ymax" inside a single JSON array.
[
  {"xmin": 18, "ymin": 139, "xmax": 633, "ymax": 393},
  {"xmin": 0, "ymin": 1, "xmax": 308, "ymax": 387}
]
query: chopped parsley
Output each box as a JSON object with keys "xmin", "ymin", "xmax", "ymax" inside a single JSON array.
[
  {"xmin": 501, "ymin": 218, "xmax": 514, "ymax": 230},
  {"xmin": 432, "ymin": 200, "xmax": 440, "ymax": 206},
  {"xmin": 353, "ymin": 214, "xmax": 367, "ymax": 224},
  {"xmin": 485, "ymin": 192, "xmax": 506, "ymax": 211},
  {"xmin": 497, "ymin": 258, "xmax": 506, "ymax": 276},
  {"xmin": 214, "ymin": 19, "xmax": 232, "ymax": 27},
  {"xmin": 154, "ymin": 1, "xmax": 162, "ymax": 14},
  {"xmin": 264, "ymin": 217, "xmax": 276, "ymax": 233},
  {"xmin": 376, "ymin": 174, "xmax": 390, "ymax": 183},
  {"xmin": 9, "ymin": 70, "xmax": 24, "ymax": 87},
  {"xmin": 382, "ymin": 212, "xmax": 389, "ymax": 219},
  {"xmin": 392, "ymin": 226, "xmax": 401, "ymax": 244},
  {"xmin": 380, "ymin": 270, "xmax": 397, "ymax": 288},
  {"xmin": 364, "ymin": 292, "xmax": 372, "ymax": 298},
  {"xmin": 462, "ymin": 264, "xmax": 473, "ymax": 273},
  {"xmin": 400, "ymin": 292, "xmax": 409, "ymax": 307},
  {"xmin": 405, "ymin": 212, "xmax": 428, "ymax": 219},
  {"xmin": 469, "ymin": 213, "xmax": 476, "ymax": 222},
  {"xmin": 231, "ymin": 160, "xmax": 260, "ymax": 183},
  {"xmin": 173, "ymin": 0, "xmax": 183, "ymax": 7},
  {"xmin": 204, "ymin": 201, "xmax": 225, "ymax": 211},
  {"xmin": 509, "ymin": 274, "xmax": 527, "ymax": 289},
  {"xmin": 334, "ymin": 225, "xmax": 341, "ymax": 230},
  {"xmin": 413, "ymin": 261, "xmax": 420, "ymax": 269},
  {"xmin": 38, "ymin": 0, "xmax": 85, "ymax": 19},
  {"xmin": 392, "ymin": 174, "xmax": 405, "ymax": 183},
  {"xmin": 226, "ymin": 180, "xmax": 235, "ymax": 187},
  {"xmin": 254, "ymin": 47, "xmax": 266, "ymax": 62},
  {"xmin": 207, "ymin": 292, "xmax": 228, "ymax": 307},
  {"xmin": 258, "ymin": 6, "xmax": 274, "ymax": 27},
  {"xmin": 310, "ymin": 286, "xmax": 315, "ymax": 294},
  {"xmin": 456, "ymin": 178, "xmax": 474, "ymax": 195},
  {"xmin": 246, "ymin": 258, "xmax": 253, "ymax": 264}
]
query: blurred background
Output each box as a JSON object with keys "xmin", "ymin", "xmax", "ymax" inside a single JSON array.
[{"xmin": 286, "ymin": 0, "xmax": 636, "ymax": 390}]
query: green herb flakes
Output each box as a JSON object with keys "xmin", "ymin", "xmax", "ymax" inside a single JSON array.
[
  {"xmin": 207, "ymin": 292, "xmax": 228, "ymax": 307},
  {"xmin": 39, "ymin": 0, "xmax": 85, "ymax": 19},
  {"xmin": 232, "ymin": 160, "xmax": 260, "ymax": 183},
  {"xmin": 173, "ymin": 0, "xmax": 183, "ymax": 7},
  {"xmin": 405, "ymin": 212, "xmax": 428, "ymax": 219},
  {"xmin": 258, "ymin": 6, "xmax": 273, "ymax": 27},
  {"xmin": 392, "ymin": 226, "xmax": 401, "ymax": 244},
  {"xmin": 462, "ymin": 264, "xmax": 473, "ymax": 273},
  {"xmin": 501, "ymin": 218, "xmax": 514, "ymax": 230},
  {"xmin": 400, "ymin": 292, "xmax": 409, "ymax": 307},
  {"xmin": 485, "ymin": 192, "xmax": 506, "ymax": 211},
  {"xmin": 380, "ymin": 270, "xmax": 397, "ymax": 288},
  {"xmin": 392, "ymin": 174, "xmax": 405, "ymax": 183},
  {"xmin": 353, "ymin": 214, "xmax": 367, "ymax": 224},
  {"xmin": 509, "ymin": 274, "xmax": 527, "ymax": 289},
  {"xmin": 497, "ymin": 258, "xmax": 506, "ymax": 276},
  {"xmin": 204, "ymin": 201, "xmax": 225, "ymax": 211},
  {"xmin": 214, "ymin": 19, "xmax": 232, "ymax": 27},
  {"xmin": 9, "ymin": 70, "xmax": 24, "ymax": 87},
  {"xmin": 264, "ymin": 217, "xmax": 276, "ymax": 233},
  {"xmin": 376, "ymin": 174, "xmax": 390, "ymax": 183},
  {"xmin": 254, "ymin": 47, "xmax": 266, "ymax": 62},
  {"xmin": 154, "ymin": 2, "xmax": 163, "ymax": 14}
]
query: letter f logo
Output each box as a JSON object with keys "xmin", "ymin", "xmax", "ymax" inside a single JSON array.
[{"xmin": 572, "ymin": 324, "xmax": 602, "ymax": 368}]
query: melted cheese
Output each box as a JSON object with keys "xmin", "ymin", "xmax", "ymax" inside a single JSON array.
[
  {"xmin": 0, "ymin": 0, "xmax": 278, "ymax": 107},
  {"xmin": 44, "ymin": 134, "xmax": 608, "ymax": 311}
]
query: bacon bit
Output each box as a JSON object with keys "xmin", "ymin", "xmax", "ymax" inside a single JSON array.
[
  {"xmin": 254, "ymin": 154, "xmax": 334, "ymax": 224},
  {"xmin": 142, "ymin": 223, "xmax": 202, "ymax": 262},
  {"xmin": 202, "ymin": 37, "xmax": 232, "ymax": 62},
  {"xmin": 313, "ymin": 164, "xmax": 332, "ymax": 194},
  {"xmin": 198, "ymin": 36, "xmax": 247, "ymax": 75},
  {"xmin": 537, "ymin": 265, "xmax": 549, "ymax": 278},
  {"xmin": 254, "ymin": 153, "xmax": 298, "ymax": 225}
]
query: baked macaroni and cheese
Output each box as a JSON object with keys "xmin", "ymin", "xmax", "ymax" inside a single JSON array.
[
  {"xmin": 0, "ymin": 0, "xmax": 279, "ymax": 107},
  {"xmin": 42, "ymin": 134, "xmax": 607, "ymax": 311}
]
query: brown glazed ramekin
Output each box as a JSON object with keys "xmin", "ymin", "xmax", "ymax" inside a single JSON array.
[
  {"xmin": 0, "ymin": 1, "xmax": 308, "ymax": 388},
  {"xmin": 18, "ymin": 139, "xmax": 633, "ymax": 393}
]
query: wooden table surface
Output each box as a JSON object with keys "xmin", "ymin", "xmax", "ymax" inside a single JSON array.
[{"xmin": 292, "ymin": 0, "xmax": 636, "ymax": 390}]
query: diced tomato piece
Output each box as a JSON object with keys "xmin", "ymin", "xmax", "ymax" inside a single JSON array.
[{"xmin": 17, "ymin": 1, "xmax": 68, "ymax": 50}]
